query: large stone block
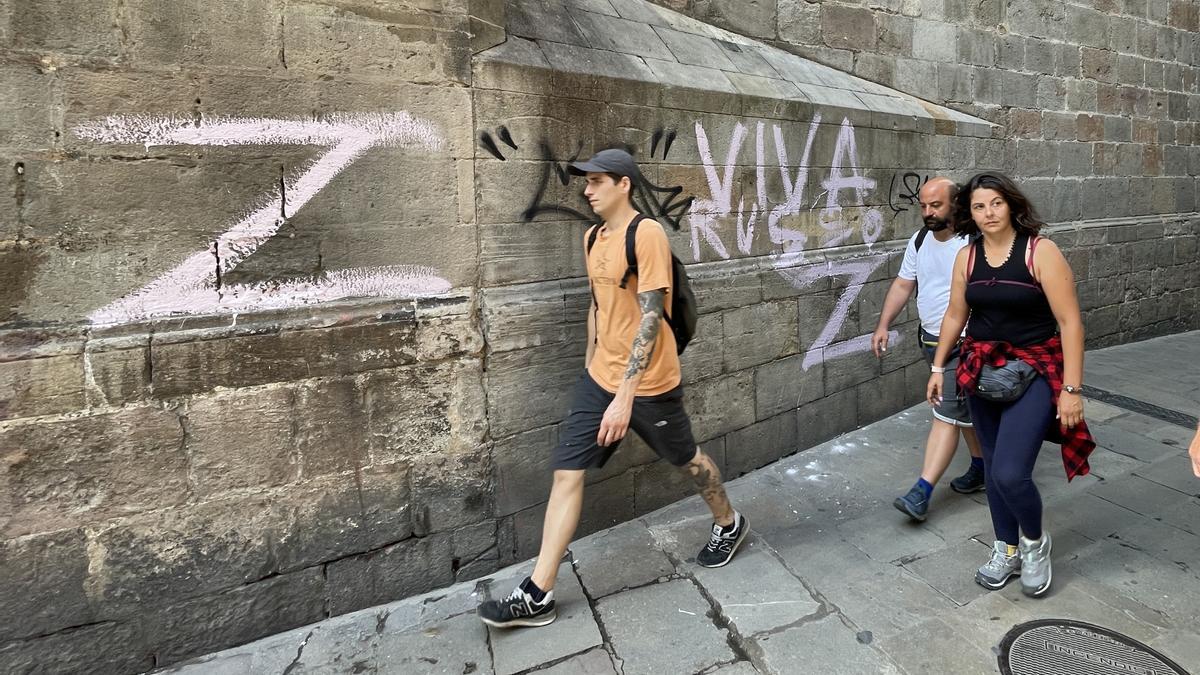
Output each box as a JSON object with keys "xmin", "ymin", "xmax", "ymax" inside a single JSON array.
[
  {"xmin": 0, "ymin": 64, "xmax": 57, "ymax": 153},
  {"xmin": 294, "ymin": 377, "xmax": 368, "ymax": 478},
  {"xmin": 485, "ymin": 341, "xmax": 583, "ymax": 438},
  {"xmin": 90, "ymin": 494, "xmax": 279, "ymax": 613},
  {"xmin": 957, "ymin": 27, "xmax": 996, "ymax": 66},
  {"xmin": 0, "ymin": 619, "xmax": 150, "ymax": 675},
  {"xmin": 325, "ymin": 532, "xmax": 455, "ymax": 615},
  {"xmin": 493, "ymin": 425, "xmax": 556, "ymax": 517},
  {"xmin": 778, "ymin": 0, "xmax": 822, "ymax": 45},
  {"xmin": 7, "ymin": 0, "xmax": 121, "ymax": 57},
  {"xmin": 365, "ymin": 359, "xmax": 487, "ymax": 466},
  {"xmin": 726, "ymin": 411, "xmax": 800, "ymax": 476},
  {"xmin": 755, "ymin": 353, "xmax": 825, "ymax": 420},
  {"xmin": 125, "ymin": 0, "xmax": 281, "ymax": 70},
  {"xmin": 283, "ymin": 3, "xmax": 470, "ymax": 84},
  {"xmin": 0, "ymin": 529, "xmax": 92, "ymax": 642},
  {"xmin": 911, "ymin": 19, "xmax": 956, "ymax": 62},
  {"xmin": 721, "ymin": 300, "xmax": 800, "ymax": 372},
  {"xmin": 0, "ymin": 405, "xmax": 187, "ymax": 536},
  {"xmin": 184, "ymin": 386, "xmax": 297, "ymax": 496},
  {"xmin": 691, "ymin": 0, "xmax": 777, "ymax": 39},
  {"xmin": 796, "ymin": 386, "xmax": 859, "ymax": 450},
  {"xmin": 855, "ymin": 363, "xmax": 909, "ymax": 424},
  {"xmin": 271, "ymin": 465, "xmax": 413, "ymax": 574},
  {"xmin": 821, "ymin": 4, "xmax": 877, "ymax": 52},
  {"xmin": 0, "ymin": 353, "xmax": 84, "ymax": 421},
  {"xmin": 683, "ymin": 370, "xmax": 755, "ymax": 442},
  {"xmin": 410, "ymin": 443, "xmax": 493, "ymax": 534},
  {"xmin": 151, "ymin": 319, "xmax": 420, "ymax": 397},
  {"xmin": 142, "ymin": 566, "xmax": 326, "ymax": 665}
]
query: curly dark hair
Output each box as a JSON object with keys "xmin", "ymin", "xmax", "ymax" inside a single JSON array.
[{"xmin": 953, "ymin": 172, "xmax": 1045, "ymax": 238}]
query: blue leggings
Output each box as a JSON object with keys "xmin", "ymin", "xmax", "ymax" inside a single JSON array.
[{"xmin": 966, "ymin": 377, "xmax": 1054, "ymax": 546}]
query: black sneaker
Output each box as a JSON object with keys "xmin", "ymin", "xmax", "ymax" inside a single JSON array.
[
  {"xmin": 893, "ymin": 485, "xmax": 929, "ymax": 522},
  {"xmin": 950, "ymin": 464, "xmax": 986, "ymax": 494},
  {"xmin": 477, "ymin": 577, "xmax": 556, "ymax": 628},
  {"xmin": 696, "ymin": 513, "xmax": 748, "ymax": 568}
]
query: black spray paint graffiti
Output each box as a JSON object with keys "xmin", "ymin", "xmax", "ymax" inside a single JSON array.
[
  {"xmin": 478, "ymin": 126, "xmax": 694, "ymax": 230},
  {"xmin": 887, "ymin": 172, "xmax": 930, "ymax": 214}
]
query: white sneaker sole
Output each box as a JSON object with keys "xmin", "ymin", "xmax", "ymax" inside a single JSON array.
[
  {"xmin": 975, "ymin": 568, "xmax": 1020, "ymax": 590},
  {"xmin": 480, "ymin": 610, "xmax": 557, "ymax": 628}
]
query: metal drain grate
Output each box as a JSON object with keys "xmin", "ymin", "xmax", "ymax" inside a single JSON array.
[{"xmin": 999, "ymin": 620, "xmax": 1190, "ymax": 675}]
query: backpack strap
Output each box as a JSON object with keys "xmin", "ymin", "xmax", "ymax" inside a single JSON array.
[
  {"xmin": 619, "ymin": 214, "xmax": 648, "ymax": 290},
  {"xmin": 1026, "ymin": 235, "xmax": 1041, "ymax": 283},
  {"xmin": 966, "ymin": 236, "xmax": 977, "ymax": 281},
  {"xmin": 585, "ymin": 224, "xmax": 600, "ymax": 255},
  {"xmin": 914, "ymin": 227, "xmax": 929, "ymax": 253}
]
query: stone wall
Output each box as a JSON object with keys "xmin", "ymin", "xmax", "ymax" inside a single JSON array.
[{"xmin": 0, "ymin": 0, "xmax": 1197, "ymax": 671}]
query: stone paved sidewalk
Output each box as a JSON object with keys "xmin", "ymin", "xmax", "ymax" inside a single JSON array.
[{"xmin": 163, "ymin": 332, "xmax": 1200, "ymax": 674}]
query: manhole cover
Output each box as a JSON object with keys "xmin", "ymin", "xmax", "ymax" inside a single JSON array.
[{"xmin": 999, "ymin": 619, "xmax": 1190, "ymax": 675}]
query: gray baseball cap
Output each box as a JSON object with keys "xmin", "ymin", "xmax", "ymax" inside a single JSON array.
[{"xmin": 567, "ymin": 148, "xmax": 641, "ymax": 179}]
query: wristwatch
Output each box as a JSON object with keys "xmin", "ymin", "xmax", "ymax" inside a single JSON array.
[{"xmin": 1063, "ymin": 384, "xmax": 1082, "ymax": 395}]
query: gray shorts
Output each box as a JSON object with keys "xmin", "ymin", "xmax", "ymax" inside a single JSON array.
[{"xmin": 920, "ymin": 328, "xmax": 973, "ymax": 428}]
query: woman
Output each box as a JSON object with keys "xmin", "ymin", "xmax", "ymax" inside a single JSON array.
[{"xmin": 926, "ymin": 172, "xmax": 1095, "ymax": 598}]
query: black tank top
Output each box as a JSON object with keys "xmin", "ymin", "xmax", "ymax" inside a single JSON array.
[{"xmin": 965, "ymin": 233, "xmax": 1058, "ymax": 346}]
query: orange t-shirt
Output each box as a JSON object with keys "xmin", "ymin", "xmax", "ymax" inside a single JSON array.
[{"xmin": 585, "ymin": 217, "xmax": 681, "ymax": 396}]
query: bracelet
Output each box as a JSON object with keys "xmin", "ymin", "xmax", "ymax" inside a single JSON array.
[{"xmin": 931, "ymin": 366, "xmax": 946, "ymax": 374}]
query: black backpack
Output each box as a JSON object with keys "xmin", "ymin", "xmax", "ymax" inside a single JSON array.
[{"xmin": 586, "ymin": 214, "xmax": 698, "ymax": 355}]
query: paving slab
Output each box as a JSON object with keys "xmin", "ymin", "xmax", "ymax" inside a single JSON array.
[
  {"xmin": 376, "ymin": 613, "xmax": 492, "ymax": 675},
  {"xmin": 486, "ymin": 562, "xmax": 604, "ymax": 675},
  {"xmin": 1087, "ymin": 473, "xmax": 1195, "ymax": 518},
  {"xmin": 689, "ymin": 537, "xmax": 821, "ymax": 636},
  {"xmin": 1044, "ymin": 491, "xmax": 1148, "ymax": 541},
  {"xmin": 874, "ymin": 616, "xmax": 998, "ymax": 674},
  {"xmin": 1091, "ymin": 424, "xmax": 1182, "ymax": 463},
  {"xmin": 754, "ymin": 614, "xmax": 902, "ymax": 675},
  {"xmin": 1132, "ymin": 452, "xmax": 1200, "ymax": 496},
  {"xmin": 901, "ymin": 537, "xmax": 992, "ymax": 606},
  {"xmin": 813, "ymin": 563, "xmax": 957, "ymax": 641},
  {"xmin": 1067, "ymin": 539, "xmax": 1200, "ymax": 624},
  {"xmin": 536, "ymin": 647, "xmax": 618, "ymax": 675},
  {"xmin": 1106, "ymin": 411, "xmax": 1198, "ymax": 448},
  {"xmin": 1147, "ymin": 629, "xmax": 1200, "ymax": 672},
  {"xmin": 570, "ymin": 522, "xmax": 676, "ymax": 598},
  {"xmin": 836, "ymin": 506, "xmax": 948, "ymax": 564},
  {"xmin": 596, "ymin": 579, "xmax": 734, "ymax": 675}
]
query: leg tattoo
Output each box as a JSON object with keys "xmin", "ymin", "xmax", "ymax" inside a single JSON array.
[{"xmin": 686, "ymin": 451, "xmax": 734, "ymax": 524}]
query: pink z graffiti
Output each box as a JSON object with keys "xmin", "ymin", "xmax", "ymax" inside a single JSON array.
[{"xmin": 74, "ymin": 113, "xmax": 453, "ymax": 325}]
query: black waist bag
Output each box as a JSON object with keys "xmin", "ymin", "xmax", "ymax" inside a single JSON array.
[{"xmin": 975, "ymin": 360, "xmax": 1038, "ymax": 402}]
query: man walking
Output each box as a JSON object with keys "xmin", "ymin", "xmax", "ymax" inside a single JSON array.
[
  {"xmin": 478, "ymin": 149, "xmax": 747, "ymax": 628},
  {"xmin": 872, "ymin": 177, "xmax": 985, "ymax": 521}
]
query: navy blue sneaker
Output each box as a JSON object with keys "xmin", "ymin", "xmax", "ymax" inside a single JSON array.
[
  {"xmin": 893, "ymin": 485, "xmax": 929, "ymax": 522},
  {"xmin": 950, "ymin": 464, "xmax": 986, "ymax": 494}
]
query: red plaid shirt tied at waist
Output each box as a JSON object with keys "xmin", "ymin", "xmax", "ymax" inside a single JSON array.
[{"xmin": 956, "ymin": 334, "xmax": 1096, "ymax": 481}]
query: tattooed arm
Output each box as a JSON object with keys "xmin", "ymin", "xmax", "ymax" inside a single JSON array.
[{"xmin": 597, "ymin": 288, "xmax": 666, "ymax": 446}]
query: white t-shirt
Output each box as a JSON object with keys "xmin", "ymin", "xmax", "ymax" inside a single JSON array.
[{"xmin": 897, "ymin": 230, "xmax": 970, "ymax": 337}]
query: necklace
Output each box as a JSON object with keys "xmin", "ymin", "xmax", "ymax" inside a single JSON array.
[{"xmin": 982, "ymin": 234, "xmax": 1017, "ymax": 268}]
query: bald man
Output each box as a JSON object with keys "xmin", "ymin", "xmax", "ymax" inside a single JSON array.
[{"xmin": 872, "ymin": 177, "xmax": 985, "ymax": 521}]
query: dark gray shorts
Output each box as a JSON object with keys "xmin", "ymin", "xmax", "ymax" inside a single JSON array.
[
  {"xmin": 551, "ymin": 373, "xmax": 698, "ymax": 470},
  {"xmin": 920, "ymin": 328, "xmax": 973, "ymax": 428}
]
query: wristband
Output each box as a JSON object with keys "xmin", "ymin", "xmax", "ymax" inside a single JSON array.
[{"xmin": 930, "ymin": 366, "xmax": 946, "ymax": 374}]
